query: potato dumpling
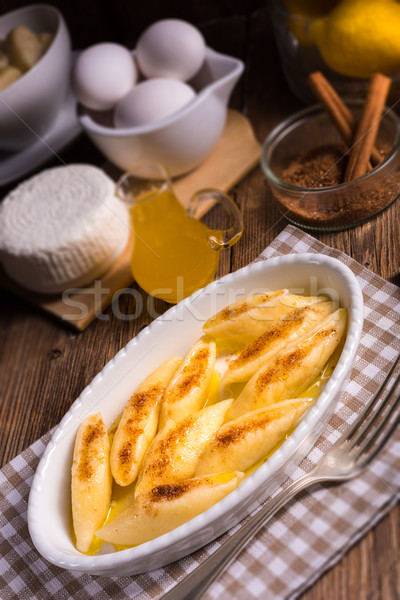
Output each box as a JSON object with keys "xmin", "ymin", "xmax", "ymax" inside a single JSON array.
[
  {"xmin": 221, "ymin": 301, "xmax": 335, "ymax": 390},
  {"xmin": 71, "ymin": 413, "xmax": 112, "ymax": 553},
  {"xmin": 158, "ymin": 338, "xmax": 216, "ymax": 429},
  {"xmin": 195, "ymin": 398, "xmax": 312, "ymax": 476},
  {"xmin": 203, "ymin": 290, "xmax": 330, "ymax": 349},
  {"xmin": 38, "ymin": 31, "xmax": 54, "ymax": 54},
  {"xmin": 5, "ymin": 25, "xmax": 43, "ymax": 72},
  {"xmin": 135, "ymin": 399, "xmax": 233, "ymax": 496},
  {"xmin": 97, "ymin": 472, "xmax": 244, "ymax": 546},
  {"xmin": 225, "ymin": 308, "xmax": 347, "ymax": 421},
  {"xmin": 0, "ymin": 42, "xmax": 9, "ymax": 70},
  {"xmin": 0, "ymin": 25, "xmax": 54, "ymax": 92},
  {"xmin": 0, "ymin": 65, "xmax": 22, "ymax": 90},
  {"xmin": 110, "ymin": 356, "xmax": 182, "ymax": 487}
]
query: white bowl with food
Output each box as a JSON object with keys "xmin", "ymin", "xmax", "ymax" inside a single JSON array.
[
  {"xmin": 28, "ymin": 253, "xmax": 363, "ymax": 576},
  {"xmin": 78, "ymin": 47, "xmax": 244, "ymax": 176},
  {"xmin": 0, "ymin": 4, "xmax": 71, "ymax": 151}
]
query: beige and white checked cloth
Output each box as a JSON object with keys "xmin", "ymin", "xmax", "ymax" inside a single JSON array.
[{"xmin": 1, "ymin": 224, "xmax": 399, "ymax": 599}]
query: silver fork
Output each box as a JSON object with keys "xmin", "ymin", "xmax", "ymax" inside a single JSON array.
[{"xmin": 163, "ymin": 355, "xmax": 400, "ymax": 600}]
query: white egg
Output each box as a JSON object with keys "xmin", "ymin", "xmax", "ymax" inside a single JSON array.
[
  {"xmin": 71, "ymin": 43, "xmax": 138, "ymax": 111},
  {"xmin": 114, "ymin": 78, "xmax": 196, "ymax": 128},
  {"xmin": 136, "ymin": 19, "xmax": 206, "ymax": 81}
]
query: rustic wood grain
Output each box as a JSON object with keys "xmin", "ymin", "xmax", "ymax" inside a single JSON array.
[{"xmin": 0, "ymin": 2, "xmax": 398, "ymax": 599}]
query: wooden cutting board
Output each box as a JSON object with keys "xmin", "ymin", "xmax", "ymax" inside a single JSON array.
[{"xmin": 0, "ymin": 110, "xmax": 261, "ymax": 330}]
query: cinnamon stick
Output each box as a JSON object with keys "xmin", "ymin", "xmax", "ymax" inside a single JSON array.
[
  {"xmin": 307, "ymin": 71, "xmax": 382, "ymax": 167},
  {"xmin": 344, "ymin": 73, "xmax": 391, "ymax": 182}
]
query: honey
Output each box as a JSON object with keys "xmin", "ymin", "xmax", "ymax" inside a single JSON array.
[{"xmin": 129, "ymin": 187, "xmax": 221, "ymax": 303}]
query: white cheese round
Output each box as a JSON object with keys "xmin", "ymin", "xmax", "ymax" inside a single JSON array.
[{"xmin": 0, "ymin": 164, "xmax": 130, "ymax": 294}]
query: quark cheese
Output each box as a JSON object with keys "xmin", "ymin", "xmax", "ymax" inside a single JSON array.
[{"xmin": 0, "ymin": 164, "xmax": 130, "ymax": 294}]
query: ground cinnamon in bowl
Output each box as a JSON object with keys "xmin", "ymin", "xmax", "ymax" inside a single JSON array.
[
  {"xmin": 261, "ymin": 74, "xmax": 400, "ymax": 231},
  {"xmin": 281, "ymin": 143, "xmax": 391, "ymax": 189},
  {"xmin": 281, "ymin": 144, "xmax": 347, "ymax": 188}
]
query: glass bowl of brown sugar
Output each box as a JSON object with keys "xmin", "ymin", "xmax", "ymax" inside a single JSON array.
[{"xmin": 261, "ymin": 101, "xmax": 400, "ymax": 231}]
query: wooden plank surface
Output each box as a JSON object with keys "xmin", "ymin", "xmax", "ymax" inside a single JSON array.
[{"xmin": 0, "ymin": 3, "xmax": 398, "ymax": 599}]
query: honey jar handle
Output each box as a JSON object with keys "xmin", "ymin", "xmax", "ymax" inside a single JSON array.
[{"xmin": 187, "ymin": 188, "xmax": 244, "ymax": 250}]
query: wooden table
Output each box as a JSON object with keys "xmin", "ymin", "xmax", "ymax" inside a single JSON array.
[{"xmin": 0, "ymin": 2, "xmax": 398, "ymax": 598}]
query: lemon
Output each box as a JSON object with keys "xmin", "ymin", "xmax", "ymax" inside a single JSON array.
[{"xmin": 309, "ymin": 0, "xmax": 400, "ymax": 78}]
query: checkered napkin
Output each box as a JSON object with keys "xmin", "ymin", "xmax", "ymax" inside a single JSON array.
[{"xmin": 1, "ymin": 224, "xmax": 399, "ymax": 600}]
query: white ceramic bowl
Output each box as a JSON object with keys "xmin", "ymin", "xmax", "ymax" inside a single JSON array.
[
  {"xmin": 78, "ymin": 47, "xmax": 244, "ymax": 176},
  {"xmin": 28, "ymin": 253, "xmax": 363, "ymax": 576},
  {"xmin": 0, "ymin": 4, "xmax": 71, "ymax": 151}
]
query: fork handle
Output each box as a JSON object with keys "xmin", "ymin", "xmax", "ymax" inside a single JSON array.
[{"xmin": 162, "ymin": 473, "xmax": 317, "ymax": 600}]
